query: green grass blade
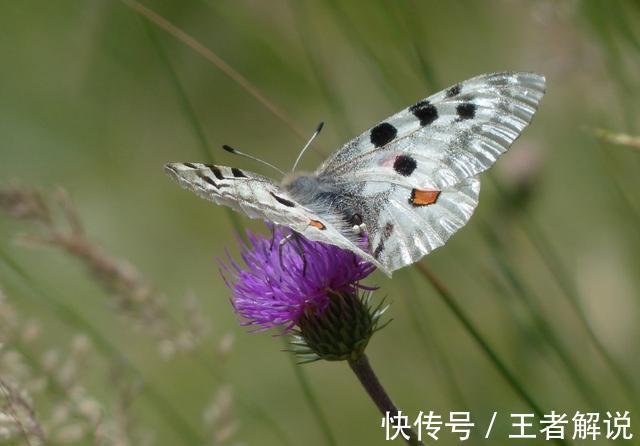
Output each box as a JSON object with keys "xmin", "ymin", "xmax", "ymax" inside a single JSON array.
[
  {"xmin": 288, "ymin": 0, "xmax": 354, "ymax": 140},
  {"xmin": 480, "ymin": 222, "xmax": 605, "ymax": 409},
  {"xmin": 414, "ymin": 264, "xmax": 571, "ymax": 446},
  {"xmin": 284, "ymin": 338, "xmax": 339, "ymax": 446},
  {"xmin": 397, "ymin": 269, "xmax": 470, "ymax": 409},
  {"xmin": 321, "ymin": 0, "xmax": 407, "ymax": 108},
  {"xmin": 490, "ymin": 177, "xmax": 638, "ymax": 405},
  {"xmin": 521, "ymin": 218, "xmax": 638, "ymax": 402},
  {"xmin": 387, "ymin": 0, "xmax": 440, "ymax": 92},
  {"xmin": 143, "ymin": 20, "xmax": 244, "ymax": 237}
]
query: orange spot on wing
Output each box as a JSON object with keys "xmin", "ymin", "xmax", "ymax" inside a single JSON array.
[
  {"xmin": 410, "ymin": 189, "xmax": 441, "ymax": 206},
  {"xmin": 309, "ymin": 219, "xmax": 326, "ymax": 230}
]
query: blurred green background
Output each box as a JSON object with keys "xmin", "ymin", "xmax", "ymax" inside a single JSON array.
[{"xmin": 1, "ymin": 1, "xmax": 639, "ymax": 445}]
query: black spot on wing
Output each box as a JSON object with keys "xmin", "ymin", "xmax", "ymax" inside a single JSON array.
[
  {"xmin": 184, "ymin": 162, "xmax": 199, "ymax": 169},
  {"xmin": 205, "ymin": 164, "xmax": 224, "ymax": 180},
  {"xmin": 231, "ymin": 168, "xmax": 247, "ymax": 178},
  {"xmin": 373, "ymin": 241, "xmax": 384, "ymax": 259},
  {"xmin": 370, "ymin": 122, "xmax": 397, "ymax": 147},
  {"xmin": 270, "ymin": 192, "xmax": 296, "ymax": 207},
  {"xmin": 446, "ymin": 84, "xmax": 461, "ymax": 98},
  {"xmin": 393, "ymin": 155, "xmax": 417, "ymax": 176},
  {"xmin": 456, "ymin": 102, "xmax": 476, "ymax": 120},
  {"xmin": 384, "ymin": 223, "xmax": 394, "ymax": 237},
  {"xmin": 197, "ymin": 173, "xmax": 219, "ymax": 188},
  {"xmin": 373, "ymin": 221, "xmax": 394, "ymax": 259},
  {"xmin": 409, "ymin": 101, "xmax": 438, "ymax": 126}
]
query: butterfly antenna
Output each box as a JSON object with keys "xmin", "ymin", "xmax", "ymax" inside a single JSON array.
[
  {"xmin": 291, "ymin": 121, "xmax": 324, "ymax": 173},
  {"xmin": 222, "ymin": 145, "xmax": 285, "ymax": 175}
]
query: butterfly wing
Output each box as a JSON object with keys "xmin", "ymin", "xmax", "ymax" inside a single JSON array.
[
  {"xmin": 164, "ymin": 162, "xmax": 385, "ymax": 271},
  {"xmin": 166, "ymin": 72, "xmax": 544, "ymax": 275},
  {"xmin": 318, "ymin": 72, "xmax": 545, "ymax": 190},
  {"xmin": 354, "ymin": 177, "xmax": 480, "ymax": 273},
  {"xmin": 317, "ymin": 72, "xmax": 545, "ymax": 272}
]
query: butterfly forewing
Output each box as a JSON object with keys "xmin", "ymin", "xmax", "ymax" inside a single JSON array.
[
  {"xmin": 318, "ymin": 72, "xmax": 545, "ymax": 190},
  {"xmin": 164, "ymin": 162, "xmax": 386, "ymax": 271},
  {"xmin": 166, "ymin": 163, "xmax": 290, "ymax": 221}
]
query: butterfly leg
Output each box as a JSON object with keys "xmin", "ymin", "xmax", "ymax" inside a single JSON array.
[
  {"xmin": 269, "ymin": 225, "xmax": 279, "ymax": 251},
  {"xmin": 346, "ymin": 212, "xmax": 367, "ymax": 236},
  {"xmin": 277, "ymin": 232, "xmax": 308, "ymax": 275},
  {"xmin": 291, "ymin": 232, "xmax": 308, "ymax": 276},
  {"xmin": 278, "ymin": 232, "xmax": 294, "ymax": 267}
]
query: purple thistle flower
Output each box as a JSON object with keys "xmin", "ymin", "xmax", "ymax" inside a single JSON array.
[{"xmin": 222, "ymin": 227, "xmax": 375, "ymax": 332}]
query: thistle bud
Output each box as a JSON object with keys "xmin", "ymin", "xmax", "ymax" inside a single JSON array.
[{"xmin": 291, "ymin": 291, "xmax": 389, "ymax": 362}]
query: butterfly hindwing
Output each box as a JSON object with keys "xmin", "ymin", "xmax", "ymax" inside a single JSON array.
[
  {"xmin": 318, "ymin": 72, "xmax": 545, "ymax": 190},
  {"xmin": 358, "ymin": 177, "xmax": 480, "ymax": 272}
]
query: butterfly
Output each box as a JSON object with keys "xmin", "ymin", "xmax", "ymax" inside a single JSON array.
[{"xmin": 165, "ymin": 72, "xmax": 545, "ymax": 276}]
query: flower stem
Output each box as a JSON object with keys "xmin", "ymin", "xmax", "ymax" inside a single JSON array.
[
  {"xmin": 284, "ymin": 339, "xmax": 338, "ymax": 446},
  {"xmin": 348, "ymin": 354, "xmax": 424, "ymax": 446}
]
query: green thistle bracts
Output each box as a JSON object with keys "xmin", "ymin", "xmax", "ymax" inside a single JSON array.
[{"xmin": 290, "ymin": 291, "xmax": 389, "ymax": 362}]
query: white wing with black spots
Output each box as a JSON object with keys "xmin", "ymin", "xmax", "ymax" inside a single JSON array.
[
  {"xmin": 165, "ymin": 72, "xmax": 545, "ymax": 277},
  {"xmin": 164, "ymin": 162, "xmax": 385, "ymax": 271},
  {"xmin": 318, "ymin": 72, "xmax": 545, "ymax": 190}
]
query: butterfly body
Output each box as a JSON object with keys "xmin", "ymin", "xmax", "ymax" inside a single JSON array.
[
  {"xmin": 166, "ymin": 72, "xmax": 546, "ymax": 276},
  {"xmin": 283, "ymin": 173, "xmax": 366, "ymax": 233}
]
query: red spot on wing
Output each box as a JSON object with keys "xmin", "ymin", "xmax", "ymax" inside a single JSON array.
[
  {"xmin": 379, "ymin": 152, "xmax": 398, "ymax": 167},
  {"xmin": 309, "ymin": 219, "xmax": 326, "ymax": 230},
  {"xmin": 409, "ymin": 189, "xmax": 441, "ymax": 206}
]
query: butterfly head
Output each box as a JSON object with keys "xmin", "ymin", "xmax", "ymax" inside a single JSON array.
[
  {"xmin": 282, "ymin": 172, "xmax": 342, "ymax": 205},
  {"xmin": 281, "ymin": 172, "xmax": 318, "ymax": 194}
]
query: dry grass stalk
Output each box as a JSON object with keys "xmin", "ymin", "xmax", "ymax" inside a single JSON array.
[
  {"xmin": 1, "ymin": 186, "xmax": 240, "ymax": 444},
  {"xmin": 0, "ymin": 187, "xmax": 211, "ymax": 358},
  {"xmin": 0, "ymin": 378, "xmax": 45, "ymax": 446},
  {"xmin": 203, "ymin": 385, "xmax": 241, "ymax": 446},
  {"xmin": 0, "ymin": 288, "xmax": 152, "ymax": 446},
  {"xmin": 120, "ymin": 0, "xmax": 307, "ymax": 142},
  {"xmin": 593, "ymin": 128, "xmax": 640, "ymax": 151}
]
